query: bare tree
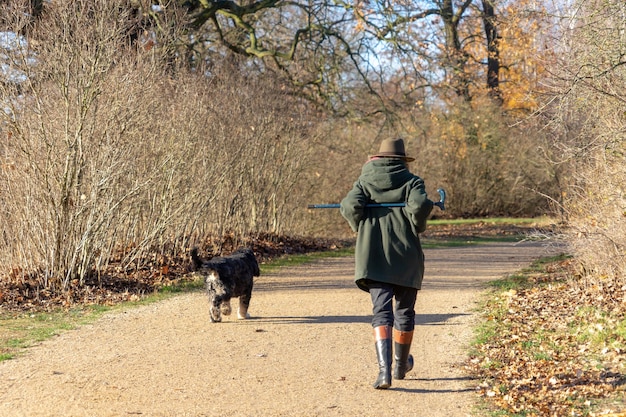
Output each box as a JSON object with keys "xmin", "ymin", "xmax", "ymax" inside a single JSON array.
[
  {"xmin": 481, "ymin": 0, "xmax": 502, "ymax": 103},
  {"xmin": 137, "ymin": 1, "xmax": 509, "ymax": 113}
]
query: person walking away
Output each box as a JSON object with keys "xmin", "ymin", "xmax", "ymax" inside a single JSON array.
[{"xmin": 340, "ymin": 137, "xmax": 434, "ymax": 389}]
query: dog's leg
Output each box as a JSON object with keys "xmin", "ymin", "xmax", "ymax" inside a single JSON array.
[
  {"xmin": 220, "ymin": 299, "xmax": 232, "ymax": 316},
  {"xmin": 220, "ymin": 283, "xmax": 233, "ymax": 316},
  {"xmin": 209, "ymin": 293, "xmax": 224, "ymax": 323},
  {"xmin": 206, "ymin": 270, "xmax": 225, "ymax": 323},
  {"xmin": 237, "ymin": 287, "xmax": 252, "ymax": 320},
  {"xmin": 209, "ymin": 300, "xmax": 222, "ymax": 322},
  {"xmin": 237, "ymin": 300, "xmax": 250, "ymax": 320}
]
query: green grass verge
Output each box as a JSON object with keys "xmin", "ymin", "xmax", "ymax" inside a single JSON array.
[
  {"xmin": 259, "ymin": 247, "xmax": 354, "ymax": 274},
  {"xmin": 428, "ymin": 216, "xmax": 554, "ymax": 226},
  {"xmin": 422, "ymin": 235, "xmax": 523, "ymax": 248},
  {"xmin": 423, "ymin": 216, "xmax": 554, "ymax": 248},
  {"xmin": 485, "ymin": 254, "xmax": 570, "ymax": 291}
]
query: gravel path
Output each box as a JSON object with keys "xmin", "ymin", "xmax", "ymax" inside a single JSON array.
[{"xmin": 0, "ymin": 241, "xmax": 558, "ymax": 417}]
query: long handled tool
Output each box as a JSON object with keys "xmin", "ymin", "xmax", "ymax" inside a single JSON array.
[{"xmin": 308, "ymin": 188, "xmax": 446, "ymax": 211}]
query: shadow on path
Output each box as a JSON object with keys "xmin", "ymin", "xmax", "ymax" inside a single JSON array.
[
  {"xmin": 243, "ymin": 312, "xmax": 469, "ymax": 326},
  {"xmin": 390, "ymin": 376, "xmax": 479, "ymax": 394}
]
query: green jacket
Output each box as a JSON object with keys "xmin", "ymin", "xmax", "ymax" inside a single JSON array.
[{"xmin": 340, "ymin": 158, "xmax": 433, "ymax": 292}]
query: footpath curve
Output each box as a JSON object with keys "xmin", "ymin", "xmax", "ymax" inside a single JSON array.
[{"xmin": 0, "ymin": 241, "xmax": 557, "ymax": 417}]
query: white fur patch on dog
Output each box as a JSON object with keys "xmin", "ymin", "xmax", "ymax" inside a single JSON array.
[{"xmin": 206, "ymin": 271, "xmax": 227, "ymax": 296}]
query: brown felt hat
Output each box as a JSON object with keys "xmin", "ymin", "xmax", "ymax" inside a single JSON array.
[{"xmin": 371, "ymin": 138, "xmax": 415, "ymax": 162}]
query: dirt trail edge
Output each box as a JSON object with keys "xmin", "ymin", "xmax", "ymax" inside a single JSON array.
[{"xmin": 0, "ymin": 241, "xmax": 559, "ymax": 417}]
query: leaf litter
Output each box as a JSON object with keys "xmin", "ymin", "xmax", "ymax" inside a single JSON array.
[{"xmin": 467, "ymin": 257, "xmax": 626, "ymax": 416}]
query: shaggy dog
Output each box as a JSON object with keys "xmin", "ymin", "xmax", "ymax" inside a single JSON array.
[{"xmin": 190, "ymin": 247, "xmax": 260, "ymax": 322}]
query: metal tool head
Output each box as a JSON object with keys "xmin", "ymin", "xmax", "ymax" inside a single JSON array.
[{"xmin": 435, "ymin": 188, "xmax": 446, "ymax": 210}]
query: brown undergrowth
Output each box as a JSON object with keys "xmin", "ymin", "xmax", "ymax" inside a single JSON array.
[{"xmin": 0, "ymin": 233, "xmax": 351, "ymax": 313}]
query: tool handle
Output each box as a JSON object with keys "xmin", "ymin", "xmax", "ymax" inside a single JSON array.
[
  {"xmin": 308, "ymin": 188, "xmax": 446, "ymax": 210},
  {"xmin": 307, "ymin": 203, "xmax": 405, "ymax": 209}
]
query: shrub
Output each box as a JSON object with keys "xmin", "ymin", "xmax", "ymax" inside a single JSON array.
[{"xmin": 0, "ymin": 0, "xmax": 317, "ymax": 290}]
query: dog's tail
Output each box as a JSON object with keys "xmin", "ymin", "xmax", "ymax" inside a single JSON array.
[
  {"xmin": 249, "ymin": 251, "xmax": 261, "ymax": 277},
  {"xmin": 190, "ymin": 247, "xmax": 202, "ymax": 270},
  {"xmin": 252, "ymin": 257, "xmax": 260, "ymax": 277}
]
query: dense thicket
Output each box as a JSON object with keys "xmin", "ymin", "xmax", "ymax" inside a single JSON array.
[
  {"xmin": 0, "ymin": 1, "xmax": 325, "ymax": 288},
  {"xmin": 541, "ymin": 0, "xmax": 626, "ymax": 287}
]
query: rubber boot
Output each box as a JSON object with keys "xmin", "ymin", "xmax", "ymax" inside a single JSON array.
[
  {"xmin": 372, "ymin": 325, "xmax": 392, "ymax": 389},
  {"xmin": 393, "ymin": 329, "xmax": 414, "ymax": 380}
]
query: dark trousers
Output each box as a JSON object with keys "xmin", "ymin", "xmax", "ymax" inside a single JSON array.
[{"xmin": 366, "ymin": 280, "xmax": 417, "ymax": 331}]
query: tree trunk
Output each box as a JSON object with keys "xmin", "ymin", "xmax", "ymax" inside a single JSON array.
[
  {"xmin": 482, "ymin": 0, "xmax": 503, "ymax": 104},
  {"xmin": 441, "ymin": 0, "xmax": 471, "ymax": 102}
]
